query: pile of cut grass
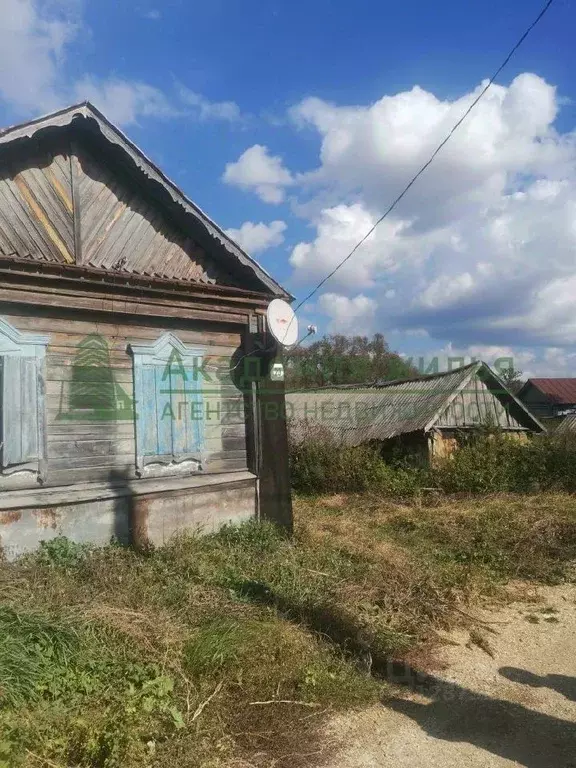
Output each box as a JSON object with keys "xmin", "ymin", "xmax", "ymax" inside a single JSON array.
[{"xmin": 1, "ymin": 493, "xmax": 575, "ymax": 767}]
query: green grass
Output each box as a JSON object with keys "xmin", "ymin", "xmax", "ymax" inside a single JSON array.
[
  {"xmin": 1, "ymin": 492, "xmax": 575, "ymax": 767},
  {"xmin": 379, "ymin": 494, "xmax": 576, "ymax": 583}
]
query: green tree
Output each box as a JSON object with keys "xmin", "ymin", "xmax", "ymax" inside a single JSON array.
[
  {"xmin": 497, "ymin": 365, "xmax": 525, "ymax": 394},
  {"xmin": 285, "ymin": 333, "xmax": 418, "ymax": 389}
]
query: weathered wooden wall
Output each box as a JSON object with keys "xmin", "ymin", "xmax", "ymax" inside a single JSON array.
[
  {"xmin": 0, "ymin": 308, "xmax": 247, "ymax": 490},
  {"xmin": 429, "ymin": 428, "xmax": 530, "ymax": 464},
  {"xmin": 0, "ymin": 147, "xmax": 75, "ymax": 264},
  {"xmin": 436, "ymin": 374, "xmax": 529, "ymax": 429},
  {"xmin": 0, "ymin": 139, "xmax": 238, "ymax": 286},
  {"xmin": 428, "ymin": 430, "xmax": 459, "ymax": 462},
  {"xmin": 76, "ymin": 146, "xmax": 226, "ymax": 283}
]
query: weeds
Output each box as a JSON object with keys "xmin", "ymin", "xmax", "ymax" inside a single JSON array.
[
  {"xmin": 290, "ymin": 428, "xmax": 576, "ymax": 497},
  {"xmin": 0, "ymin": 607, "xmax": 78, "ymax": 708},
  {"xmin": 290, "ymin": 435, "xmax": 426, "ymax": 495},
  {"xmin": 379, "ymin": 494, "xmax": 576, "ymax": 584},
  {"xmin": 1, "ymin": 492, "xmax": 575, "ymax": 767}
]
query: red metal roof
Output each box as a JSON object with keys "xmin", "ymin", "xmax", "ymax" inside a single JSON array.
[{"xmin": 526, "ymin": 378, "xmax": 576, "ymax": 405}]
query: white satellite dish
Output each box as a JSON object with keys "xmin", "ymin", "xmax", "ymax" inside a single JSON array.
[{"xmin": 266, "ymin": 299, "xmax": 299, "ymax": 348}]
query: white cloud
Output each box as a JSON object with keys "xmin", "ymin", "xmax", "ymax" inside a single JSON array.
[
  {"xmin": 222, "ymin": 144, "xmax": 294, "ymax": 203},
  {"xmin": 0, "ymin": 0, "xmax": 244, "ymax": 127},
  {"xmin": 288, "ymin": 74, "xmax": 576, "ymax": 354},
  {"xmin": 316, "ymin": 293, "xmax": 377, "ymax": 334},
  {"xmin": 142, "ymin": 9, "xmax": 160, "ymax": 20},
  {"xmin": 290, "ymin": 202, "xmax": 426, "ymax": 290},
  {"xmin": 74, "ymin": 77, "xmax": 176, "ymax": 125},
  {"xmin": 291, "ymin": 74, "xmax": 563, "ymax": 227},
  {"xmin": 226, "ymin": 220, "xmax": 286, "ymax": 254},
  {"xmin": 0, "ymin": 0, "xmax": 78, "ymax": 113},
  {"xmin": 407, "ymin": 341, "xmax": 576, "ymax": 379},
  {"xmin": 179, "ymin": 86, "xmax": 242, "ymax": 123}
]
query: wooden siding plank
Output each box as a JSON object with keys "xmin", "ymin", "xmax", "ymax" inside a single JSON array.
[
  {"xmin": 48, "ymin": 438, "xmax": 135, "ymax": 458},
  {"xmin": 48, "ymin": 422, "xmax": 135, "ymax": 438},
  {"xmin": 23, "ymin": 166, "xmax": 74, "ymax": 247},
  {"xmin": 98, "ymin": 204, "xmax": 141, "ymax": 270},
  {"xmin": 13, "ymin": 173, "xmax": 73, "ymax": 263},
  {"xmin": 0, "ymin": 179, "xmax": 59, "ymax": 261},
  {"xmin": 75, "ymin": 146, "xmax": 218, "ymax": 285},
  {"xmin": 0, "ymin": 197, "xmax": 29, "ymax": 256},
  {"xmin": 0, "ymin": 285, "xmax": 250, "ymax": 324},
  {"xmin": 100, "ymin": 196, "xmax": 155, "ymax": 271},
  {"xmin": 50, "ymin": 154, "xmax": 73, "ymax": 194},
  {"xmin": 70, "ymin": 148, "xmax": 82, "ymax": 264}
]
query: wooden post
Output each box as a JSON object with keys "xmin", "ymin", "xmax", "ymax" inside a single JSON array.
[{"xmin": 257, "ymin": 359, "xmax": 293, "ymax": 533}]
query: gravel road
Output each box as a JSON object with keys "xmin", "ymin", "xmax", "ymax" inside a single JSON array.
[{"xmin": 327, "ymin": 584, "xmax": 576, "ymax": 768}]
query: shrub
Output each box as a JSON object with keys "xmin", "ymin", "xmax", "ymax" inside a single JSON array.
[
  {"xmin": 290, "ymin": 425, "xmax": 576, "ymax": 497},
  {"xmin": 289, "ymin": 429, "xmax": 425, "ymax": 496},
  {"xmin": 431, "ymin": 430, "xmax": 576, "ymax": 494}
]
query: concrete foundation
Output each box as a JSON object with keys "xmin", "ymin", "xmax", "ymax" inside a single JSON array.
[{"xmin": 0, "ymin": 472, "xmax": 256, "ymax": 560}]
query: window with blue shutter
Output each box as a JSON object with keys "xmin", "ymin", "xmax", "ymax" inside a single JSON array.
[
  {"xmin": 129, "ymin": 333, "xmax": 205, "ymax": 474},
  {"xmin": 0, "ymin": 318, "xmax": 50, "ymax": 483}
]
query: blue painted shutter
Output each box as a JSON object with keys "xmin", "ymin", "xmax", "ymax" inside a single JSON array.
[
  {"xmin": 138, "ymin": 365, "xmax": 158, "ymax": 457},
  {"xmin": 183, "ymin": 365, "xmax": 204, "ymax": 454},
  {"xmin": 156, "ymin": 364, "xmax": 174, "ymax": 456},
  {"xmin": 170, "ymin": 363, "xmax": 187, "ymax": 456},
  {"xmin": 2, "ymin": 356, "xmax": 39, "ymax": 467},
  {"xmin": 169, "ymin": 364, "xmax": 204, "ymax": 456},
  {"xmin": 133, "ymin": 345, "xmax": 205, "ymax": 465},
  {"xmin": 137, "ymin": 364, "xmax": 174, "ymax": 457}
]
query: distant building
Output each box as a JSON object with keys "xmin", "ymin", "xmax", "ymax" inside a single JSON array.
[
  {"xmin": 287, "ymin": 362, "xmax": 544, "ymax": 466},
  {"xmin": 518, "ymin": 379, "xmax": 576, "ymax": 420}
]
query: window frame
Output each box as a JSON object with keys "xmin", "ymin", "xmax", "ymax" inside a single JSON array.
[
  {"xmin": 0, "ymin": 317, "xmax": 50, "ymax": 485},
  {"xmin": 128, "ymin": 333, "xmax": 207, "ymax": 477}
]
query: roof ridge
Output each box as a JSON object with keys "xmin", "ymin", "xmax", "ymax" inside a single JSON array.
[{"xmin": 286, "ymin": 361, "xmax": 481, "ymax": 395}]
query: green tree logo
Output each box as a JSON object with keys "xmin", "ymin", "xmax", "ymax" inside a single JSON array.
[{"xmin": 57, "ymin": 334, "xmax": 133, "ymax": 421}]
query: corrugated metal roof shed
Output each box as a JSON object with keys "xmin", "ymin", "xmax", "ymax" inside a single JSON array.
[
  {"xmin": 287, "ymin": 362, "xmax": 544, "ymax": 445},
  {"xmin": 522, "ymin": 378, "xmax": 576, "ymax": 405}
]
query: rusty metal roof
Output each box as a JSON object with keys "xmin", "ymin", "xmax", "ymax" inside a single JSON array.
[
  {"xmin": 0, "ymin": 102, "xmax": 290, "ymax": 299},
  {"xmin": 287, "ymin": 362, "xmax": 544, "ymax": 445},
  {"xmin": 521, "ymin": 378, "xmax": 576, "ymax": 405}
]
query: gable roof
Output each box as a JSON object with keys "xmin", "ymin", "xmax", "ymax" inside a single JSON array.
[
  {"xmin": 287, "ymin": 361, "xmax": 544, "ymax": 445},
  {"xmin": 519, "ymin": 378, "xmax": 576, "ymax": 405},
  {"xmin": 0, "ymin": 102, "xmax": 290, "ymax": 298}
]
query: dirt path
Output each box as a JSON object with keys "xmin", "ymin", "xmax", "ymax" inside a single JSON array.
[{"xmin": 327, "ymin": 584, "xmax": 576, "ymax": 768}]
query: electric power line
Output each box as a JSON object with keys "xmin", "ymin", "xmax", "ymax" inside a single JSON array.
[{"xmin": 292, "ymin": 0, "xmax": 556, "ymax": 314}]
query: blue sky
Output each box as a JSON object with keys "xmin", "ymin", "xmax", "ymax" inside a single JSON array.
[{"xmin": 1, "ymin": 0, "xmax": 576, "ymax": 376}]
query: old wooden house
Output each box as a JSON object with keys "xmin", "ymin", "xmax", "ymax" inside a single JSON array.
[
  {"xmin": 287, "ymin": 362, "xmax": 544, "ymax": 464},
  {"xmin": 518, "ymin": 378, "xmax": 576, "ymax": 421},
  {"xmin": 0, "ymin": 102, "xmax": 292, "ymax": 559}
]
